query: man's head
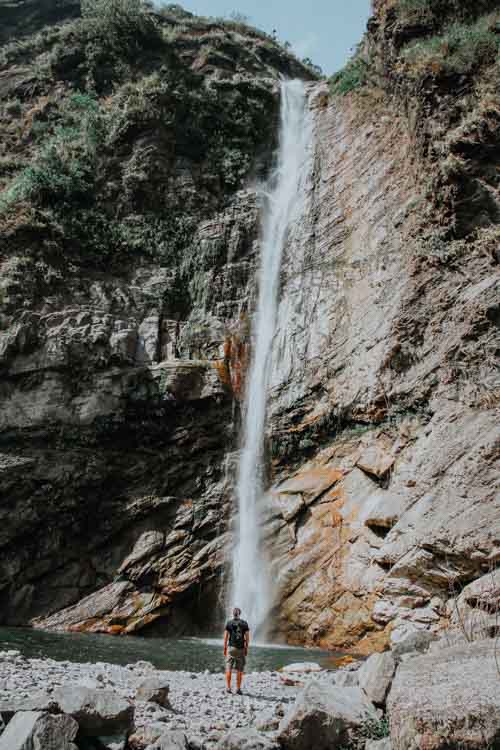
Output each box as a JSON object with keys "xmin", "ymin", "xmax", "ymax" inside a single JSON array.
[{"xmin": 233, "ymin": 607, "xmax": 241, "ymax": 619}]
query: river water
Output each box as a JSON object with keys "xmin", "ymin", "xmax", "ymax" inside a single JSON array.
[{"xmin": 0, "ymin": 628, "xmax": 342, "ymax": 673}]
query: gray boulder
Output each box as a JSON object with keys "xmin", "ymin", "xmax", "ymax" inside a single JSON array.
[
  {"xmin": 52, "ymin": 686, "xmax": 133, "ymax": 736},
  {"xmin": 146, "ymin": 731, "xmax": 189, "ymax": 750},
  {"xmin": 136, "ymin": 678, "xmax": 171, "ymax": 709},
  {"xmin": 388, "ymin": 639, "xmax": 500, "ymax": 749},
  {"xmin": 391, "ymin": 630, "xmax": 436, "ymax": 660},
  {"xmin": 358, "ymin": 652, "xmax": 396, "ymax": 705},
  {"xmin": 278, "ymin": 682, "xmax": 378, "ymax": 750},
  {"xmin": 0, "ymin": 711, "xmax": 78, "ymax": 750},
  {"xmin": 216, "ymin": 728, "xmax": 279, "ymax": 750}
]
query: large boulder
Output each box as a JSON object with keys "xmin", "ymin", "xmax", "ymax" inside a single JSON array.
[
  {"xmin": 216, "ymin": 728, "xmax": 279, "ymax": 750},
  {"xmin": 390, "ymin": 630, "xmax": 436, "ymax": 660},
  {"xmin": 0, "ymin": 711, "xmax": 78, "ymax": 750},
  {"xmin": 136, "ymin": 678, "xmax": 171, "ymax": 709},
  {"xmin": 52, "ymin": 687, "xmax": 133, "ymax": 736},
  {"xmin": 448, "ymin": 568, "xmax": 500, "ymax": 641},
  {"xmin": 359, "ymin": 652, "xmax": 396, "ymax": 705},
  {"xmin": 278, "ymin": 681, "xmax": 378, "ymax": 750},
  {"xmin": 388, "ymin": 640, "xmax": 500, "ymax": 749}
]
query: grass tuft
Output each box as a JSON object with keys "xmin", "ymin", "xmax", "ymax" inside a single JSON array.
[
  {"xmin": 400, "ymin": 14, "xmax": 500, "ymax": 78},
  {"xmin": 329, "ymin": 55, "xmax": 370, "ymax": 96}
]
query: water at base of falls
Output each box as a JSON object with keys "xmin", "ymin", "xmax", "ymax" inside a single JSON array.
[
  {"xmin": 231, "ymin": 80, "xmax": 313, "ymax": 638},
  {"xmin": 0, "ymin": 627, "xmax": 336, "ymax": 673}
]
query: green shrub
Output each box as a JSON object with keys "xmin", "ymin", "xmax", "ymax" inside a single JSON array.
[
  {"xmin": 397, "ymin": 0, "xmax": 437, "ymax": 22},
  {"xmin": 302, "ymin": 56, "xmax": 324, "ymax": 77},
  {"xmin": 400, "ymin": 15, "xmax": 500, "ymax": 77},
  {"xmin": 338, "ymin": 717, "xmax": 391, "ymax": 750},
  {"xmin": 397, "ymin": 0, "xmax": 499, "ymax": 25},
  {"xmin": 0, "ymin": 94, "xmax": 103, "ymax": 215},
  {"xmin": 81, "ymin": 0, "xmax": 159, "ymax": 47},
  {"xmin": 330, "ymin": 55, "xmax": 370, "ymax": 96},
  {"xmin": 80, "ymin": 0, "xmax": 162, "ymax": 90},
  {"xmin": 22, "ymin": 141, "xmax": 94, "ymax": 208}
]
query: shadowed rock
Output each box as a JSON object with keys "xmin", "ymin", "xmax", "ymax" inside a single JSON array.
[{"xmin": 52, "ymin": 687, "xmax": 133, "ymax": 737}]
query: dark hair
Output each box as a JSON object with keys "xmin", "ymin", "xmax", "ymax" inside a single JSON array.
[{"xmin": 233, "ymin": 607, "xmax": 241, "ymax": 618}]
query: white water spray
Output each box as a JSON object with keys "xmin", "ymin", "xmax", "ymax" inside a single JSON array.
[{"xmin": 231, "ymin": 80, "xmax": 313, "ymax": 637}]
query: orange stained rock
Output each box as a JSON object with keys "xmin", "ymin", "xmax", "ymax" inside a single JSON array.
[
  {"xmin": 213, "ymin": 359, "xmax": 232, "ymax": 387},
  {"xmin": 277, "ymin": 466, "xmax": 344, "ymax": 500},
  {"xmin": 216, "ymin": 335, "xmax": 249, "ymax": 399},
  {"xmin": 68, "ymin": 620, "xmax": 95, "ymax": 633},
  {"xmin": 107, "ymin": 625, "xmax": 124, "ymax": 635},
  {"xmin": 332, "ymin": 654, "xmax": 356, "ymax": 668}
]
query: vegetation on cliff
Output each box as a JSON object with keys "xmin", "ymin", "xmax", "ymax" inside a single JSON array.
[
  {"xmin": 330, "ymin": 0, "xmax": 500, "ymax": 241},
  {"xmin": 0, "ymin": 0, "xmax": 313, "ymax": 281}
]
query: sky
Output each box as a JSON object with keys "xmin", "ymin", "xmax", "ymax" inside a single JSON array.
[{"xmin": 157, "ymin": 1, "xmax": 373, "ymax": 75}]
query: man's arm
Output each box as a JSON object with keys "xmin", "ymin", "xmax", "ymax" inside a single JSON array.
[
  {"xmin": 223, "ymin": 629, "xmax": 229, "ymax": 656},
  {"xmin": 244, "ymin": 629, "xmax": 250, "ymax": 655}
]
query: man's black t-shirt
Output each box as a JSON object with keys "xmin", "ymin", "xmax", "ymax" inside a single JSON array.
[{"xmin": 225, "ymin": 618, "xmax": 249, "ymax": 649}]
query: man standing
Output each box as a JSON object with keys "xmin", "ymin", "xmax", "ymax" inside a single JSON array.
[{"xmin": 223, "ymin": 607, "xmax": 250, "ymax": 695}]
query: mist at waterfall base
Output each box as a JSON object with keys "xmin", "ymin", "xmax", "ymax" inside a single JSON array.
[{"xmin": 231, "ymin": 80, "xmax": 313, "ymax": 639}]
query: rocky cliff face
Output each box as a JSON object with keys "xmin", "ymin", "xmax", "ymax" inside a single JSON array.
[
  {"xmin": 0, "ymin": 0, "xmax": 313, "ymax": 634},
  {"xmin": 0, "ymin": 0, "xmax": 498, "ymax": 650},
  {"xmin": 265, "ymin": 84, "xmax": 499, "ymax": 651}
]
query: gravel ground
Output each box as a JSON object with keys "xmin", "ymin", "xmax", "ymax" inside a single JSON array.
[{"xmin": 0, "ymin": 650, "xmax": 346, "ymax": 747}]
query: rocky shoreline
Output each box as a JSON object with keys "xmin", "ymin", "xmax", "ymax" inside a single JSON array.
[
  {"xmin": 0, "ymin": 648, "xmax": 314, "ymax": 748},
  {"xmin": 1, "ymin": 632, "xmax": 499, "ymax": 750}
]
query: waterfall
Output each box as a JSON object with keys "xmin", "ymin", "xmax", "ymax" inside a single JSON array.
[{"xmin": 231, "ymin": 79, "xmax": 313, "ymax": 638}]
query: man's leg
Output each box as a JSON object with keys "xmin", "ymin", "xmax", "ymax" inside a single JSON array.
[
  {"xmin": 236, "ymin": 670, "xmax": 243, "ymax": 692},
  {"xmin": 226, "ymin": 668, "xmax": 232, "ymax": 691}
]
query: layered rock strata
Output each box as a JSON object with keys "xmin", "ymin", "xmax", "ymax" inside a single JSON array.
[{"xmin": 0, "ymin": 0, "xmax": 499, "ymax": 650}]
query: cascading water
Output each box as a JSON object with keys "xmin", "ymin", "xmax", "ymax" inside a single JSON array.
[{"xmin": 231, "ymin": 79, "xmax": 313, "ymax": 638}]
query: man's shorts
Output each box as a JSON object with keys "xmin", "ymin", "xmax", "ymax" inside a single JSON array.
[{"xmin": 226, "ymin": 646, "xmax": 246, "ymax": 672}]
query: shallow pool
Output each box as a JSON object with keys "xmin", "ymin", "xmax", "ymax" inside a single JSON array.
[{"xmin": 0, "ymin": 627, "xmax": 344, "ymax": 672}]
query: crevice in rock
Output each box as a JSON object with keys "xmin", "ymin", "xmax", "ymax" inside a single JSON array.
[
  {"xmin": 375, "ymin": 560, "xmax": 393, "ymax": 573},
  {"xmin": 366, "ymin": 521, "xmax": 392, "ymax": 539}
]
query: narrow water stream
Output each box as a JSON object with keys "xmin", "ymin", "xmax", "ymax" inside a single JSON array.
[{"xmin": 232, "ymin": 80, "xmax": 313, "ymax": 636}]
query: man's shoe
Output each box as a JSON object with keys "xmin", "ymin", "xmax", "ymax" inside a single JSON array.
[
  {"xmin": 226, "ymin": 688, "xmax": 232, "ymax": 694},
  {"xmin": 236, "ymin": 689, "xmax": 243, "ymax": 695}
]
